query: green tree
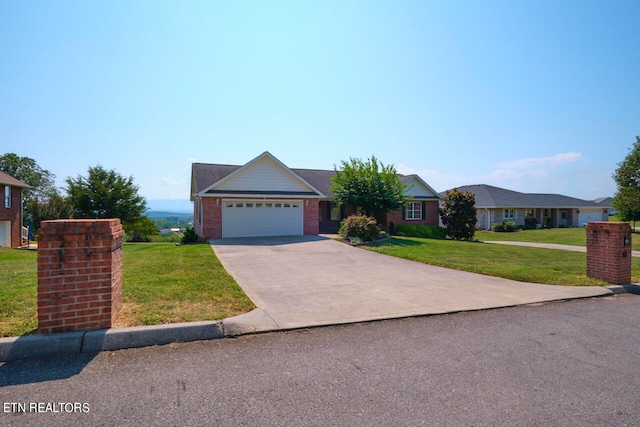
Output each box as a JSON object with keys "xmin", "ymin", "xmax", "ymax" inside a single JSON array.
[
  {"xmin": 0, "ymin": 153, "xmax": 56, "ymax": 199},
  {"xmin": 66, "ymin": 166, "xmax": 148, "ymax": 235},
  {"xmin": 329, "ymin": 156, "xmax": 408, "ymax": 215},
  {"xmin": 613, "ymin": 136, "xmax": 640, "ymax": 226},
  {"xmin": 439, "ymin": 188, "xmax": 477, "ymax": 240},
  {"xmin": 0, "ymin": 153, "xmax": 71, "ymax": 231},
  {"xmin": 126, "ymin": 216, "xmax": 159, "ymax": 242},
  {"xmin": 25, "ymin": 191, "xmax": 74, "ymax": 232}
]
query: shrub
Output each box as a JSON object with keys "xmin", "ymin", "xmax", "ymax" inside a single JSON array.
[
  {"xmin": 493, "ymin": 221, "xmax": 517, "ymax": 232},
  {"xmin": 339, "ymin": 215, "xmax": 380, "ymax": 242},
  {"xmin": 394, "ymin": 224, "xmax": 447, "ymax": 239},
  {"xmin": 181, "ymin": 226, "xmax": 199, "ymax": 244},
  {"xmin": 439, "ymin": 188, "xmax": 477, "ymax": 240}
]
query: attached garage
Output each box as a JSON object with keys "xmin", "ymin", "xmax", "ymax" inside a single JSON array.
[
  {"xmin": 578, "ymin": 209, "xmax": 605, "ymax": 226},
  {"xmin": 191, "ymin": 152, "xmax": 324, "ymax": 239},
  {"xmin": 222, "ymin": 200, "xmax": 303, "ymax": 238}
]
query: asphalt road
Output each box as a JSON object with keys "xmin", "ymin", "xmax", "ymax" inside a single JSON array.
[{"xmin": 1, "ymin": 294, "xmax": 639, "ymax": 426}]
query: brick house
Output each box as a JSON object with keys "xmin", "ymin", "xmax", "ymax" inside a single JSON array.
[
  {"xmin": 0, "ymin": 171, "xmax": 30, "ymax": 247},
  {"xmin": 190, "ymin": 152, "xmax": 441, "ymax": 239}
]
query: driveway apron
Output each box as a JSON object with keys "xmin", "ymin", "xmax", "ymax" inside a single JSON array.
[{"xmin": 211, "ymin": 236, "xmax": 611, "ymax": 334}]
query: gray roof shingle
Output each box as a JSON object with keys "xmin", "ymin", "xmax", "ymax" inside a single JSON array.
[{"xmin": 441, "ymin": 184, "xmax": 607, "ymax": 208}]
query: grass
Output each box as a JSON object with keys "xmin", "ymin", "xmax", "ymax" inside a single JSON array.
[
  {"xmin": 365, "ymin": 236, "xmax": 640, "ymax": 286},
  {"xmin": 0, "ymin": 243, "xmax": 254, "ymax": 337},
  {"xmin": 0, "ymin": 248, "xmax": 38, "ymax": 337},
  {"xmin": 477, "ymin": 227, "xmax": 640, "ymax": 251},
  {"xmin": 476, "ymin": 228, "xmax": 587, "ymax": 246}
]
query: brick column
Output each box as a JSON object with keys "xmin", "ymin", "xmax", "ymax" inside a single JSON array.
[
  {"xmin": 586, "ymin": 222, "xmax": 632, "ymax": 285},
  {"xmin": 37, "ymin": 219, "xmax": 124, "ymax": 333}
]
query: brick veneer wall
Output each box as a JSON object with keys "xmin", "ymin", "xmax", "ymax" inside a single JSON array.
[
  {"xmin": 586, "ymin": 221, "xmax": 631, "ymax": 285},
  {"xmin": 385, "ymin": 200, "xmax": 440, "ymax": 229},
  {"xmin": 37, "ymin": 219, "xmax": 124, "ymax": 333},
  {"xmin": 303, "ymin": 199, "xmax": 319, "ymax": 235}
]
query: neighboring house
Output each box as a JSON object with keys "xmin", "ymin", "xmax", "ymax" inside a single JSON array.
[
  {"xmin": 594, "ymin": 197, "xmax": 616, "ymax": 216},
  {"xmin": 442, "ymin": 184, "xmax": 611, "ymax": 230},
  {"xmin": 0, "ymin": 171, "xmax": 30, "ymax": 247},
  {"xmin": 190, "ymin": 151, "xmax": 441, "ymax": 239}
]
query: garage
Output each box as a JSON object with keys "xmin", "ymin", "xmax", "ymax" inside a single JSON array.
[
  {"xmin": 578, "ymin": 209, "xmax": 604, "ymax": 226},
  {"xmin": 222, "ymin": 200, "xmax": 303, "ymax": 238}
]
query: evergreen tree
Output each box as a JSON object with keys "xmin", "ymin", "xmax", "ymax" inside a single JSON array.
[{"xmin": 439, "ymin": 188, "xmax": 477, "ymax": 240}]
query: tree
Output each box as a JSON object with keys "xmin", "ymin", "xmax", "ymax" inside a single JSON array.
[
  {"xmin": 25, "ymin": 191, "xmax": 74, "ymax": 232},
  {"xmin": 329, "ymin": 156, "xmax": 408, "ymax": 215},
  {"xmin": 439, "ymin": 188, "xmax": 477, "ymax": 240},
  {"xmin": 613, "ymin": 136, "xmax": 640, "ymax": 226},
  {"xmin": 0, "ymin": 153, "xmax": 71, "ymax": 231},
  {"xmin": 126, "ymin": 216, "xmax": 159, "ymax": 242},
  {"xmin": 0, "ymin": 153, "xmax": 56, "ymax": 199},
  {"xmin": 66, "ymin": 166, "xmax": 148, "ymax": 235}
]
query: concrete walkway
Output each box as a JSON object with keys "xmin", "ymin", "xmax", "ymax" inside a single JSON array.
[
  {"xmin": 484, "ymin": 240, "xmax": 640, "ymax": 257},
  {"xmin": 213, "ymin": 236, "xmax": 613, "ymax": 335}
]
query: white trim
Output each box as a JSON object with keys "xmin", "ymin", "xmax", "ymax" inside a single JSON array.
[{"xmin": 197, "ymin": 152, "xmax": 325, "ymax": 199}]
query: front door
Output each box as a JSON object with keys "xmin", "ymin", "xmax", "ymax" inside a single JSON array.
[{"xmin": 560, "ymin": 210, "xmax": 568, "ymax": 227}]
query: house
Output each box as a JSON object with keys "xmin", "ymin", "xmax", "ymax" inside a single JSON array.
[
  {"xmin": 594, "ymin": 197, "xmax": 616, "ymax": 216},
  {"xmin": 0, "ymin": 171, "xmax": 30, "ymax": 247},
  {"xmin": 443, "ymin": 184, "xmax": 611, "ymax": 230},
  {"xmin": 190, "ymin": 152, "xmax": 441, "ymax": 239}
]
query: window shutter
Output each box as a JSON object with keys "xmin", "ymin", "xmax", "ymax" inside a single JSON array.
[
  {"xmin": 421, "ymin": 202, "xmax": 426, "ymax": 220},
  {"xmin": 402, "ymin": 204, "xmax": 406, "ymax": 220}
]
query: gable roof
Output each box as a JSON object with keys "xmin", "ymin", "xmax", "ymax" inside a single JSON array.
[
  {"xmin": 0, "ymin": 171, "xmax": 31, "ymax": 188},
  {"xmin": 192, "ymin": 152, "xmax": 325, "ymax": 199},
  {"xmin": 191, "ymin": 153, "xmax": 441, "ymax": 201},
  {"xmin": 444, "ymin": 184, "xmax": 605, "ymax": 208}
]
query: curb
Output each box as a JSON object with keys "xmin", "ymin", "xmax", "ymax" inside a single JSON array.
[
  {"xmin": 1, "ymin": 285, "xmax": 637, "ymax": 363},
  {"xmin": 0, "ymin": 321, "xmax": 224, "ymax": 363}
]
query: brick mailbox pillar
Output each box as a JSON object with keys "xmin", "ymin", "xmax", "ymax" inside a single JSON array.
[
  {"xmin": 37, "ymin": 219, "xmax": 124, "ymax": 333},
  {"xmin": 586, "ymin": 222, "xmax": 632, "ymax": 285}
]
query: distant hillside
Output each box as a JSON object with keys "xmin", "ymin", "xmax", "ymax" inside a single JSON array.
[
  {"xmin": 146, "ymin": 199, "xmax": 192, "ymax": 213},
  {"xmin": 147, "ymin": 211, "xmax": 193, "ymax": 219}
]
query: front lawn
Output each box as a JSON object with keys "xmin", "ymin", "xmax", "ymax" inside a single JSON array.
[
  {"xmin": 0, "ymin": 243, "xmax": 254, "ymax": 337},
  {"xmin": 477, "ymin": 227, "xmax": 640, "ymax": 251},
  {"xmin": 366, "ymin": 237, "xmax": 640, "ymax": 286},
  {"xmin": 476, "ymin": 228, "xmax": 587, "ymax": 246}
]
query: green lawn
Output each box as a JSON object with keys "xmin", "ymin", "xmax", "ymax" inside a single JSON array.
[
  {"xmin": 365, "ymin": 236, "xmax": 640, "ymax": 287},
  {"xmin": 476, "ymin": 227, "xmax": 640, "ymax": 251},
  {"xmin": 0, "ymin": 243, "xmax": 254, "ymax": 337}
]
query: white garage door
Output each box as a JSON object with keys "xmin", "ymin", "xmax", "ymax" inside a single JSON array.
[
  {"xmin": 578, "ymin": 209, "xmax": 602, "ymax": 226},
  {"xmin": 0, "ymin": 221, "xmax": 9, "ymax": 247},
  {"xmin": 222, "ymin": 200, "xmax": 303, "ymax": 238}
]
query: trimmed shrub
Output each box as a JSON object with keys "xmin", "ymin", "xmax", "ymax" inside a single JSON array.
[
  {"xmin": 395, "ymin": 224, "xmax": 447, "ymax": 239},
  {"xmin": 339, "ymin": 215, "xmax": 380, "ymax": 242},
  {"xmin": 493, "ymin": 221, "xmax": 517, "ymax": 232},
  {"xmin": 181, "ymin": 226, "xmax": 199, "ymax": 244}
]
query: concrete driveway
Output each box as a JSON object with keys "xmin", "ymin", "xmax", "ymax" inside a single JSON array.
[{"xmin": 211, "ymin": 236, "xmax": 612, "ymax": 334}]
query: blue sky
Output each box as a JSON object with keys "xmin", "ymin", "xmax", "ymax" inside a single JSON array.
[{"xmin": 1, "ymin": 1, "xmax": 638, "ymax": 207}]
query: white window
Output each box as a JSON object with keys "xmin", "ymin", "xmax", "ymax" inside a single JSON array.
[
  {"xmin": 406, "ymin": 202, "xmax": 422, "ymax": 220},
  {"xmin": 504, "ymin": 209, "xmax": 515, "ymax": 220},
  {"xmin": 4, "ymin": 186, "xmax": 10, "ymax": 208}
]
